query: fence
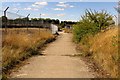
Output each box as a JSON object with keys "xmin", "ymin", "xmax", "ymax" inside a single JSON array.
[{"xmin": 0, "ymin": 10, "xmax": 51, "ymax": 29}]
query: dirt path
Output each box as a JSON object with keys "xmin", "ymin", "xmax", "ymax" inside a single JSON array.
[{"xmin": 11, "ymin": 32, "xmax": 95, "ymax": 78}]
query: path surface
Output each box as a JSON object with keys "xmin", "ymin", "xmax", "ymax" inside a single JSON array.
[{"xmin": 11, "ymin": 32, "xmax": 95, "ymax": 78}]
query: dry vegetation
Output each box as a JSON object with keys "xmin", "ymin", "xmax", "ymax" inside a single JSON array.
[
  {"xmin": 90, "ymin": 27, "xmax": 119, "ymax": 77},
  {"xmin": 63, "ymin": 28, "xmax": 72, "ymax": 33},
  {"xmin": 2, "ymin": 28, "xmax": 55, "ymax": 76},
  {"xmin": 76, "ymin": 27, "xmax": 119, "ymax": 78}
]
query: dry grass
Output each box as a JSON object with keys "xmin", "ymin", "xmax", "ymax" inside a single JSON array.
[
  {"xmin": 2, "ymin": 28, "xmax": 54, "ymax": 73},
  {"xmin": 77, "ymin": 27, "xmax": 119, "ymax": 78},
  {"xmin": 89, "ymin": 27, "xmax": 119, "ymax": 77},
  {"xmin": 64, "ymin": 28, "xmax": 72, "ymax": 33}
]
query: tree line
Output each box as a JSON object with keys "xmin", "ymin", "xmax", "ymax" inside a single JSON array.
[{"xmin": 0, "ymin": 16, "xmax": 77, "ymax": 28}]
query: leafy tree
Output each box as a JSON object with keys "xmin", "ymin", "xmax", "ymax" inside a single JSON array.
[
  {"xmin": 73, "ymin": 9, "xmax": 114, "ymax": 42},
  {"xmin": 82, "ymin": 9, "xmax": 113, "ymax": 30},
  {"xmin": 31, "ymin": 18, "xmax": 38, "ymax": 21}
]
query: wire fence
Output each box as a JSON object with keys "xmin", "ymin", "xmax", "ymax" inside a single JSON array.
[
  {"xmin": 0, "ymin": 10, "xmax": 25, "ymax": 19},
  {"xmin": 0, "ymin": 10, "xmax": 51, "ymax": 29}
]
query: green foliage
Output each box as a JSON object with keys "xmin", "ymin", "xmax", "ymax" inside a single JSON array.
[
  {"xmin": 73, "ymin": 21, "xmax": 99, "ymax": 42},
  {"xmin": 31, "ymin": 18, "xmax": 60, "ymax": 24},
  {"xmin": 73, "ymin": 9, "xmax": 114, "ymax": 42}
]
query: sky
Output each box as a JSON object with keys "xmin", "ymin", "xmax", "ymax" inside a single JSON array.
[{"xmin": 1, "ymin": 2, "xmax": 118, "ymax": 22}]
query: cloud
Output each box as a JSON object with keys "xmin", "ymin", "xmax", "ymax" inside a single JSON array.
[
  {"xmin": 24, "ymin": 7, "xmax": 38, "ymax": 11},
  {"xmin": 53, "ymin": 3, "xmax": 74, "ymax": 11},
  {"xmin": 57, "ymin": 3, "xmax": 68, "ymax": 8},
  {"xmin": 57, "ymin": 14, "xmax": 65, "ymax": 17},
  {"xmin": 41, "ymin": 14, "xmax": 48, "ymax": 16},
  {"xmin": 24, "ymin": 7, "xmax": 32, "ymax": 10},
  {"xmin": 32, "ymin": 4, "xmax": 38, "ymax": 7},
  {"xmin": 32, "ymin": 1, "xmax": 48, "ymax": 8},
  {"xmin": 23, "ymin": 1, "xmax": 48, "ymax": 11},
  {"xmin": 70, "ymin": 5, "xmax": 74, "ymax": 8},
  {"xmin": 34, "ymin": 2, "xmax": 48, "ymax": 6},
  {"xmin": 56, "ymin": 2, "xmax": 74, "ymax": 8},
  {"xmin": 59, "ymin": 2, "xmax": 65, "ymax": 4},
  {"xmin": 53, "ymin": 8, "xmax": 64, "ymax": 11}
]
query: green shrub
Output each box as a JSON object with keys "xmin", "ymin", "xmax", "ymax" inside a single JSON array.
[
  {"xmin": 73, "ymin": 9, "xmax": 114, "ymax": 42},
  {"xmin": 73, "ymin": 21, "xmax": 99, "ymax": 42}
]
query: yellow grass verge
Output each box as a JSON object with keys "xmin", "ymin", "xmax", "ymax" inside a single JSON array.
[
  {"xmin": 77, "ymin": 27, "xmax": 119, "ymax": 78},
  {"xmin": 2, "ymin": 28, "xmax": 55, "ymax": 75},
  {"xmin": 90, "ymin": 27, "xmax": 118, "ymax": 77}
]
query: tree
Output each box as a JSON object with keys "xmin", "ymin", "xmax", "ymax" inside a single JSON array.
[
  {"xmin": 31, "ymin": 18, "xmax": 38, "ymax": 21},
  {"xmin": 73, "ymin": 9, "xmax": 114, "ymax": 42},
  {"xmin": 45, "ymin": 18, "xmax": 52, "ymax": 23},
  {"xmin": 55, "ymin": 19, "xmax": 60, "ymax": 24},
  {"xmin": 82, "ymin": 9, "xmax": 113, "ymax": 30}
]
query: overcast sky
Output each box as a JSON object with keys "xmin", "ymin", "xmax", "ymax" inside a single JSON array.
[{"xmin": 1, "ymin": 2, "xmax": 118, "ymax": 21}]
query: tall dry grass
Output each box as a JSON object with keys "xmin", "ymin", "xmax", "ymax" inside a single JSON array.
[
  {"xmin": 77, "ymin": 27, "xmax": 119, "ymax": 78},
  {"xmin": 2, "ymin": 28, "xmax": 54, "ymax": 73},
  {"xmin": 89, "ymin": 27, "xmax": 119, "ymax": 77}
]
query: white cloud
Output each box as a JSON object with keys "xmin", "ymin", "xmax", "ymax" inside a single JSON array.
[
  {"xmin": 70, "ymin": 5, "xmax": 74, "ymax": 8},
  {"xmin": 54, "ymin": 3, "xmax": 74, "ymax": 11},
  {"xmin": 41, "ymin": 14, "xmax": 48, "ymax": 16},
  {"xmin": 56, "ymin": 2, "xmax": 74, "ymax": 8},
  {"xmin": 24, "ymin": 7, "xmax": 32, "ymax": 10},
  {"xmin": 57, "ymin": 14, "xmax": 65, "ymax": 17},
  {"xmin": 24, "ymin": 7, "xmax": 38, "ymax": 11},
  {"xmin": 32, "ymin": 4, "xmax": 38, "ymax": 7},
  {"xmin": 59, "ymin": 2, "xmax": 65, "ymax": 4},
  {"xmin": 32, "ymin": 1, "xmax": 48, "ymax": 8},
  {"xmin": 53, "ymin": 8, "xmax": 64, "ymax": 11},
  {"xmin": 34, "ymin": 2, "xmax": 48, "ymax": 6},
  {"xmin": 24, "ymin": 2, "xmax": 48, "ymax": 11},
  {"xmin": 57, "ymin": 3, "xmax": 68, "ymax": 8}
]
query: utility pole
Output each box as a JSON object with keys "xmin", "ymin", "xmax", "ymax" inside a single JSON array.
[
  {"xmin": 4, "ymin": 7, "xmax": 9, "ymax": 33},
  {"xmin": 26, "ymin": 14, "xmax": 30, "ymax": 31}
]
